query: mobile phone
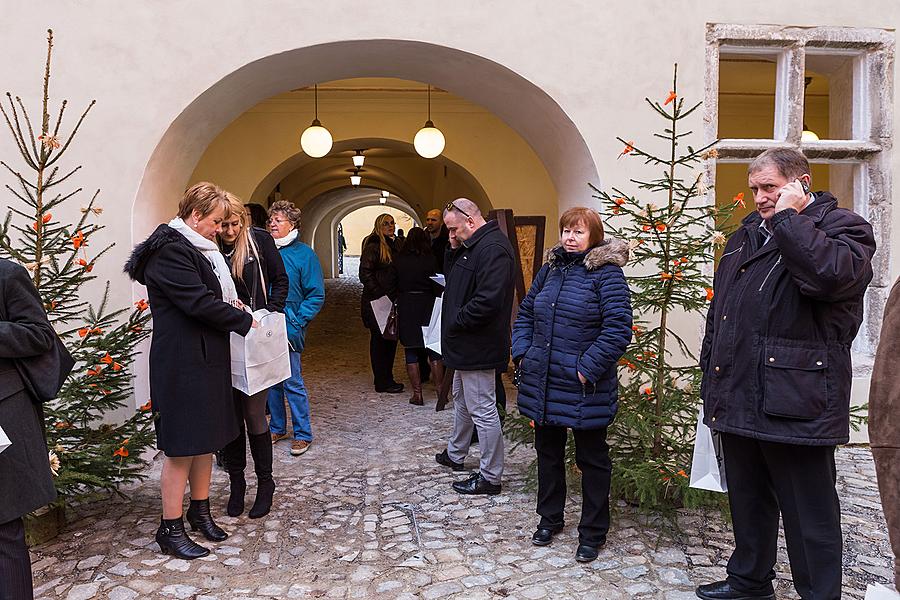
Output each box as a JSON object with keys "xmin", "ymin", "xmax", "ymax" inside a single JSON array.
[{"xmin": 799, "ymin": 178, "xmax": 810, "ymax": 194}]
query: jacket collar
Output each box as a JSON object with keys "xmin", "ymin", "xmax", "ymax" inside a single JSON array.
[
  {"xmin": 461, "ymin": 220, "xmax": 499, "ymax": 249},
  {"xmin": 546, "ymin": 238, "xmax": 630, "ymax": 270},
  {"xmin": 740, "ymin": 191, "xmax": 837, "ymax": 230}
]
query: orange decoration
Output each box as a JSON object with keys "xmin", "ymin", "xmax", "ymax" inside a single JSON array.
[
  {"xmin": 655, "ymin": 222, "xmax": 667, "ymax": 232},
  {"xmin": 733, "ymin": 192, "xmax": 746, "ymax": 209},
  {"xmin": 642, "ymin": 225, "xmax": 651, "ymax": 232},
  {"xmin": 618, "ymin": 141, "xmax": 635, "ymax": 159},
  {"xmin": 55, "ymin": 421, "xmax": 72, "ymax": 429},
  {"xmin": 86, "ymin": 367, "xmax": 102, "ymax": 376},
  {"xmin": 31, "ymin": 221, "xmax": 39, "ymax": 231},
  {"xmin": 139, "ymin": 400, "xmax": 152, "ymax": 412},
  {"xmin": 42, "ymin": 213, "xmax": 52, "ymax": 224},
  {"xmin": 677, "ymin": 469, "xmax": 688, "ymax": 478},
  {"xmin": 78, "ymin": 328, "xmax": 89, "ymax": 337},
  {"xmin": 100, "ymin": 352, "xmax": 113, "ymax": 364},
  {"xmin": 71, "ymin": 230, "xmax": 85, "ymax": 249},
  {"xmin": 134, "ymin": 299, "xmax": 149, "ymax": 312},
  {"xmin": 113, "ymin": 446, "xmax": 129, "ymax": 458},
  {"xmin": 705, "ymin": 287, "xmax": 715, "ymax": 301},
  {"xmin": 78, "ymin": 258, "xmax": 93, "ymax": 272},
  {"xmin": 664, "ymin": 90, "xmax": 677, "ymax": 105},
  {"xmin": 660, "ymin": 272, "xmax": 673, "ymax": 281},
  {"xmin": 112, "ymin": 362, "xmax": 122, "ymax": 371},
  {"xmin": 529, "ymin": 420, "xmax": 535, "ymax": 429}
]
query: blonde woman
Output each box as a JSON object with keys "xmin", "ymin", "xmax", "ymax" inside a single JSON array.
[
  {"xmin": 217, "ymin": 196, "xmax": 288, "ymax": 519},
  {"xmin": 359, "ymin": 213, "xmax": 403, "ymax": 393},
  {"xmin": 125, "ymin": 182, "xmax": 257, "ymax": 559}
]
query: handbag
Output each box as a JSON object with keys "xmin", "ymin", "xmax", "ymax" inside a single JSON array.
[
  {"xmin": 688, "ymin": 406, "xmax": 728, "ymax": 493},
  {"xmin": 230, "ymin": 309, "xmax": 292, "ymax": 395},
  {"xmin": 382, "ymin": 302, "xmax": 399, "ymax": 341}
]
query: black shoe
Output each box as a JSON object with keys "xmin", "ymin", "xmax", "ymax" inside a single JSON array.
[
  {"xmin": 226, "ymin": 473, "xmax": 246, "ymax": 517},
  {"xmin": 452, "ymin": 472, "xmax": 502, "ymax": 495},
  {"xmin": 695, "ymin": 581, "xmax": 775, "ymax": 600},
  {"xmin": 575, "ymin": 543, "xmax": 601, "ymax": 563},
  {"xmin": 531, "ymin": 526, "xmax": 563, "ymax": 546},
  {"xmin": 435, "ymin": 449, "xmax": 465, "ymax": 471},
  {"xmin": 248, "ymin": 432, "xmax": 275, "ymax": 519},
  {"xmin": 186, "ymin": 498, "xmax": 228, "ymax": 542},
  {"xmin": 155, "ymin": 517, "xmax": 210, "ymax": 560},
  {"xmin": 375, "ymin": 383, "xmax": 404, "ymax": 393}
]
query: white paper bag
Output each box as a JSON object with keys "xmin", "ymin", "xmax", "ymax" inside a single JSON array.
[
  {"xmin": 422, "ymin": 296, "xmax": 443, "ymax": 355},
  {"xmin": 866, "ymin": 584, "xmax": 900, "ymax": 600},
  {"xmin": 0, "ymin": 424, "xmax": 10, "ymax": 454},
  {"xmin": 231, "ymin": 309, "xmax": 292, "ymax": 396},
  {"xmin": 370, "ymin": 295, "xmax": 394, "ymax": 335},
  {"xmin": 689, "ymin": 406, "xmax": 728, "ymax": 493}
]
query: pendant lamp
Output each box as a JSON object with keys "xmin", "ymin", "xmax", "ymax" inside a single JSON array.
[
  {"xmin": 300, "ymin": 84, "xmax": 333, "ymax": 158},
  {"xmin": 414, "ymin": 85, "xmax": 445, "ymax": 159}
]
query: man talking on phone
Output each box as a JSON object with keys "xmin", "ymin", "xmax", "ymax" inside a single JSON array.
[{"xmin": 696, "ymin": 148, "xmax": 876, "ymax": 600}]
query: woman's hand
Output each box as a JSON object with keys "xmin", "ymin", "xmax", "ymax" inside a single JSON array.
[
  {"xmin": 251, "ymin": 319, "xmax": 260, "ymax": 329},
  {"xmin": 577, "ymin": 371, "xmax": 587, "ymax": 384}
]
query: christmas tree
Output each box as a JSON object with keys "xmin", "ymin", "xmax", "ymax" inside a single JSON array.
[{"xmin": 0, "ymin": 30, "xmax": 155, "ymax": 498}]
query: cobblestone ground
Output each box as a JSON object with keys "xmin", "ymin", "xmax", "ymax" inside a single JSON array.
[{"xmin": 31, "ymin": 276, "xmax": 895, "ymax": 599}]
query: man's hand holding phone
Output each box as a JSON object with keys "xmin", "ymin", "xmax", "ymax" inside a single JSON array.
[{"xmin": 774, "ymin": 177, "xmax": 811, "ymax": 215}]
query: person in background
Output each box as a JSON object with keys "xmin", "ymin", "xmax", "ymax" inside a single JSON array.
[
  {"xmin": 424, "ymin": 208, "xmax": 450, "ymax": 273},
  {"xmin": 125, "ymin": 182, "xmax": 256, "ymax": 560},
  {"xmin": 870, "ymin": 277, "xmax": 900, "ymax": 592},
  {"xmin": 435, "ymin": 198, "xmax": 514, "ymax": 496},
  {"xmin": 512, "ymin": 207, "xmax": 632, "ymax": 563},
  {"xmin": 393, "ymin": 227, "xmax": 448, "ymax": 409},
  {"xmin": 218, "ymin": 195, "xmax": 288, "ymax": 519},
  {"xmin": 266, "ymin": 201, "xmax": 325, "ymax": 457},
  {"xmin": 0, "ymin": 259, "xmax": 62, "ymax": 599},
  {"xmin": 244, "ymin": 203, "xmax": 269, "ymax": 230},
  {"xmin": 360, "ymin": 214, "xmax": 404, "ymax": 394}
]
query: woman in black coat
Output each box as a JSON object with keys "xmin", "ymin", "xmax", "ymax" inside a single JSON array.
[
  {"xmin": 393, "ymin": 227, "xmax": 447, "ymax": 408},
  {"xmin": 125, "ymin": 182, "xmax": 255, "ymax": 560},
  {"xmin": 359, "ymin": 213, "xmax": 404, "ymax": 394},
  {"xmin": 0, "ymin": 259, "xmax": 60, "ymax": 600},
  {"xmin": 218, "ymin": 196, "xmax": 288, "ymax": 520}
]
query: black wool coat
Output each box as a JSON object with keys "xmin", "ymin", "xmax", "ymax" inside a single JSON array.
[
  {"xmin": 394, "ymin": 251, "xmax": 440, "ymax": 348},
  {"xmin": 359, "ymin": 236, "xmax": 399, "ymax": 331},
  {"xmin": 226, "ymin": 227, "xmax": 289, "ymax": 313},
  {"xmin": 441, "ymin": 221, "xmax": 515, "ymax": 371},
  {"xmin": 0, "ymin": 259, "xmax": 58, "ymax": 524},
  {"xmin": 125, "ymin": 225, "xmax": 253, "ymax": 457},
  {"xmin": 700, "ymin": 193, "xmax": 876, "ymax": 445}
]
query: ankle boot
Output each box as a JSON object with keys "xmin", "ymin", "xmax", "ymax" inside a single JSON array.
[
  {"xmin": 156, "ymin": 516, "xmax": 210, "ymax": 559},
  {"xmin": 248, "ymin": 432, "xmax": 276, "ymax": 519},
  {"xmin": 430, "ymin": 358, "xmax": 449, "ymax": 411},
  {"xmin": 406, "ymin": 362, "xmax": 424, "ymax": 406},
  {"xmin": 186, "ymin": 498, "xmax": 228, "ymax": 541},
  {"xmin": 222, "ymin": 427, "xmax": 247, "ymax": 517}
]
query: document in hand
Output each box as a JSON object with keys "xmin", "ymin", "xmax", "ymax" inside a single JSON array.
[
  {"xmin": 0, "ymin": 424, "xmax": 10, "ymax": 454},
  {"xmin": 429, "ymin": 274, "xmax": 446, "ymax": 287},
  {"xmin": 422, "ymin": 296, "xmax": 442, "ymax": 355},
  {"xmin": 371, "ymin": 295, "xmax": 394, "ymax": 334},
  {"xmin": 231, "ymin": 309, "xmax": 292, "ymax": 395}
]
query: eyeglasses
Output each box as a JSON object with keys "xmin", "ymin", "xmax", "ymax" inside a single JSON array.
[
  {"xmin": 268, "ymin": 217, "xmax": 289, "ymax": 225},
  {"xmin": 445, "ymin": 201, "xmax": 470, "ymax": 219}
]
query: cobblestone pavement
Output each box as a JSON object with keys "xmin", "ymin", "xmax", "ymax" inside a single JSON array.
[{"xmin": 31, "ymin": 277, "xmax": 895, "ymax": 599}]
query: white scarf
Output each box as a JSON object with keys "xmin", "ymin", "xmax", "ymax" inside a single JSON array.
[
  {"xmin": 273, "ymin": 228, "xmax": 298, "ymax": 249},
  {"xmin": 168, "ymin": 217, "xmax": 239, "ymax": 304}
]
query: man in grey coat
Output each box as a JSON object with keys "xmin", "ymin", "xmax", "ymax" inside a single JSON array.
[{"xmin": 0, "ymin": 258, "xmax": 59, "ymax": 600}]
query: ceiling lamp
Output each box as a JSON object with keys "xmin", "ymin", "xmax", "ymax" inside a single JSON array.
[
  {"xmin": 300, "ymin": 84, "xmax": 332, "ymax": 158},
  {"xmin": 352, "ymin": 150, "xmax": 365, "ymax": 167},
  {"xmin": 379, "ymin": 195, "xmax": 387, "ymax": 205},
  {"xmin": 801, "ymin": 77, "xmax": 820, "ymax": 143},
  {"xmin": 381, "ymin": 190, "xmax": 389, "ymax": 198},
  {"xmin": 414, "ymin": 85, "xmax": 445, "ymax": 159},
  {"xmin": 350, "ymin": 169, "xmax": 361, "ymax": 186}
]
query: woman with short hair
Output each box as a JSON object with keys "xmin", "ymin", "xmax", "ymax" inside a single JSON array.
[
  {"xmin": 512, "ymin": 207, "xmax": 632, "ymax": 563},
  {"xmin": 218, "ymin": 195, "xmax": 288, "ymax": 519},
  {"xmin": 125, "ymin": 182, "xmax": 256, "ymax": 559}
]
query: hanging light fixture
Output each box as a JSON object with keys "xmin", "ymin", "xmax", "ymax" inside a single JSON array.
[
  {"xmin": 801, "ymin": 77, "xmax": 820, "ymax": 142},
  {"xmin": 300, "ymin": 84, "xmax": 333, "ymax": 158},
  {"xmin": 381, "ymin": 190, "xmax": 390, "ymax": 198},
  {"xmin": 352, "ymin": 150, "xmax": 365, "ymax": 167},
  {"xmin": 350, "ymin": 168, "xmax": 362, "ymax": 186},
  {"xmin": 379, "ymin": 195, "xmax": 387, "ymax": 205},
  {"xmin": 414, "ymin": 85, "xmax": 445, "ymax": 159}
]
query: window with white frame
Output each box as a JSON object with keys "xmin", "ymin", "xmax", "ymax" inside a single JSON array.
[{"xmin": 705, "ymin": 24, "xmax": 893, "ymax": 361}]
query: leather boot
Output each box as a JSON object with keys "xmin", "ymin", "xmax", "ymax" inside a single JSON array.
[
  {"xmin": 221, "ymin": 426, "xmax": 247, "ymax": 517},
  {"xmin": 248, "ymin": 432, "xmax": 276, "ymax": 519},
  {"xmin": 155, "ymin": 516, "xmax": 210, "ymax": 559},
  {"xmin": 428, "ymin": 359, "xmax": 450, "ymax": 412},
  {"xmin": 406, "ymin": 362, "xmax": 424, "ymax": 406},
  {"xmin": 186, "ymin": 498, "xmax": 228, "ymax": 542}
]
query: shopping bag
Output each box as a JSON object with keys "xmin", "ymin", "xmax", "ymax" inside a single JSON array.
[
  {"xmin": 0, "ymin": 424, "xmax": 10, "ymax": 454},
  {"xmin": 866, "ymin": 584, "xmax": 900, "ymax": 600},
  {"xmin": 422, "ymin": 296, "xmax": 442, "ymax": 356},
  {"xmin": 689, "ymin": 406, "xmax": 728, "ymax": 493},
  {"xmin": 230, "ymin": 309, "xmax": 291, "ymax": 396},
  {"xmin": 382, "ymin": 303, "xmax": 399, "ymax": 341}
]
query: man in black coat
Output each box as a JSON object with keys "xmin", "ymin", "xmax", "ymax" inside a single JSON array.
[
  {"xmin": 425, "ymin": 208, "xmax": 450, "ymax": 273},
  {"xmin": 696, "ymin": 149, "xmax": 876, "ymax": 600},
  {"xmin": 435, "ymin": 198, "xmax": 514, "ymax": 495},
  {"xmin": 0, "ymin": 259, "xmax": 60, "ymax": 599}
]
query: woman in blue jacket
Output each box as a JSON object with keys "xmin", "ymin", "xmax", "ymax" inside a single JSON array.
[
  {"xmin": 512, "ymin": 207, "xmax": 632, "ymax": 563},
  {"xmin": 265, "ymin": 201, "xmax": 325, "ymax": 459}
]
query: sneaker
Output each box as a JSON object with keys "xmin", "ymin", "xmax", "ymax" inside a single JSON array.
[
  {"xmin": 271, "ymin": 432, "xmax": 290, "ymax": 444},
  {"xmin": 291, "ymin": 439, "xmax": 311, "ymax": 456}
]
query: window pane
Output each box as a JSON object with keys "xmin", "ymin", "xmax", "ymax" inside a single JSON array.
[
  {"xmin": 804, "ymin": 52, "xmax": 859, "ymax": 141},
  {"xmin": 718, "ymin": 53, "xmax": 779, "ymax": 139}
]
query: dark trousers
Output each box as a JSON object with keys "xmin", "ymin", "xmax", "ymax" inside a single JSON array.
[
  {"xmin": 721, "ymin": 433, "xmax": 842, "ymax": 599},
  {"xmin": 534, "ymin": 424, "xmax": 611, "ymax": 546},
  {"xmin": 369, "ymin": 328, "xmax": 399, "ymax": 389},
  {"xmin": 0, "ymin": 518, "xmax": 32, "ymax": 600}
]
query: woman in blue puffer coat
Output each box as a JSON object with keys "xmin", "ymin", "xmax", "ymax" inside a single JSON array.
[{"xmin": 512, "ymin": 207, "xmax": 632, "ymax": 564}]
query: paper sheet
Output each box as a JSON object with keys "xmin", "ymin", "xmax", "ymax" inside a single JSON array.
[
  {"xmin": 371, "ymin": 295, "xmax": 394, "ymax": 334},
  {"xmin": 429, "ymin": 274, "xmax": 446, "ymax": 287},
  {"xmin": 0, "ymin": 424, "xmax": 10, "ymax": 454}
]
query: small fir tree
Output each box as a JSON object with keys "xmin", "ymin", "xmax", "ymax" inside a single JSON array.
[{"xmin": 0, "ymin": 30, "xmax": 155, "ymax": 498}]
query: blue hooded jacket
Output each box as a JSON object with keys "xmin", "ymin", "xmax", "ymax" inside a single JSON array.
[{"xmin": 278, "ymin": 237, "xmax": 325, "ymax": 352}]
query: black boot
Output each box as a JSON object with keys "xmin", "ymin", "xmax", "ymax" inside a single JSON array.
[
  {"xmin": 186, "ymin": 498, "xmax": 228, "ymax": 541},
  {"xmin": 222, "ymin": 427, "xmax": 247, "ymax": 517},
  {"xmin": 248, "ymin": 432, "xmax": 275, "ymax": 519},
  {"xmin": 155, "ymin": 516, "xmax": 210, "ymax": 559}
]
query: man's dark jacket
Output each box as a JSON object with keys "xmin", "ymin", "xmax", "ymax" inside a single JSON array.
[
  {"xmin": 700, "ymin": 193, "xmax": 876, "ymax": 445},
  {"xmin": 441, "ymin": 220, "xmax": 515, "ymax": 371}
]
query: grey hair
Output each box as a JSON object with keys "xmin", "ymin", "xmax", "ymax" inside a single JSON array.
[
  {"xmin": 748, "ymin": 148, "xmax": 811, "ymax": 183},
  {"xmin": 268, "ymin": 200, "xmax": 301, "ymax": 229}
]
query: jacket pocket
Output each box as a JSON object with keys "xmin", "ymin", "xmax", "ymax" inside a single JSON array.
[{"xmin": 762, "ymin": 341, "xmax": 828, "ymax": 420}]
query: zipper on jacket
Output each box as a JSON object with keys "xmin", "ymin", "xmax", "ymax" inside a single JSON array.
[
  {"xmin": 720, "ymin": 242, "xmax": 745, "ymax": 260},
  {"xmin": 758, "ymin": 255, "xmax": 782, "ymax": 292}
]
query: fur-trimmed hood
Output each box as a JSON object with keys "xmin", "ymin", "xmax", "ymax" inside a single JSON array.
[
  {"xmin": 124, "ymin": 224, "xmax": 185, "ymax": 284},
  {"xmin": 545, "ymin": 238, "xmax": 629, "ymax": 270}
]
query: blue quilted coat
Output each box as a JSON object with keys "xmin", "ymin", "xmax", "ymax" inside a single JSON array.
[{"xmin": 512, "ymin": 240, "xmax": 632, "ymax": 429}]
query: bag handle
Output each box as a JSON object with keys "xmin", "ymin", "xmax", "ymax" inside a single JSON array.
[{"xmin": 247, "ymin": 231, "xmax": 267, "ymax": 310}]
